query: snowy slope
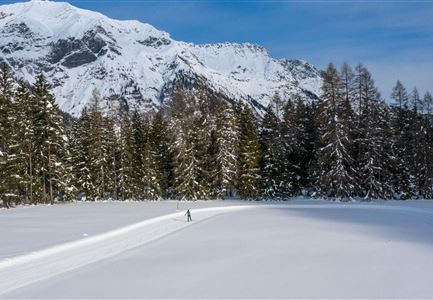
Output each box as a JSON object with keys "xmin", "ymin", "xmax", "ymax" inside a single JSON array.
[{"xmin": 0, "ymin": 0, "xmax": 322, "ymax": 116}]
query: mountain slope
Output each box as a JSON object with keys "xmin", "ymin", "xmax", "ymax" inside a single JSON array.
[{"xmin": 0, "ymin": 0, "xmax": 322, "ymax": 116}]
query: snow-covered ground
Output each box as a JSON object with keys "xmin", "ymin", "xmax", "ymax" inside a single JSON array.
[{"xmin": 2, "ymin": 199, "xmax": 433, "ymax": 298}]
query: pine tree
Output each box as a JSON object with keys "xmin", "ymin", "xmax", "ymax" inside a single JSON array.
[
  {"xmin": 101, "ymin": 115, "xmax": 119, "ymax": 200},
  {"xmin": 341, "ymin": 63, "xmax": 356, "ymax": 111},
  {"xmin": 293, "ymin": 99, "xmax": 317, "ymax": 192},
  {"xmin": 129, "ymin": 111, "xmax": 161, "ymax": 200},
  {"xmin": 130, "ymin": 110, "xmax": 146, "ymax": 198},
  {"xmin": 390, "ymin": 80, "xmax": 415, "ymax": 199},
  {"xmin": 214, "ymin": 100, "xmax": 239, "ymax": 199},
  {"xmin": 392, "ymin": 80, "xmax": 409, "ymax": 110},
  {"xmin": 32, "ymin": 73, "xmax": 71, "ymax": 204},
  {"xmin": 169, "ymin": 89, "xmax": 214, "ymax": 200},
  {"xmin": 171, "ymin": 116, "xmax": 201, "ymax": 200},
  {"xmin": 0, "ymin": 63, "xmax": 17, "ymax": 207},
  {"xmin": 118, "ymin": 113, "xmax": 135, "ymax": 200},
  {"xmin": 416, "ymin": 114, "xmax": 433, "ymax": 198},
  {"xmin": 238, "ymin": 104, "xmax": 261, "ymax": 200},
  {"xmin": 354, "ymin": 67, "xmax": 392, "ymax": 199},
  {"xmin": 260, "ymin": 105, "xmax": 288, "ymax": 198},
  {"xmin": 282, "ymin": 98, "xmax": 307, "ymax": 195},
  {"xmin": 141, "ymin": 118, "xmax": 161, "ymax": 200},
  {"xmin": 316, "ymin": 64, "xmax": 356, "ymax": 200},
  {"xmin": 13, "ymin": 81, "xmax": 37, "ymax": 204},
  {"xmin": 191, "ymin": 112, "xmax": 212, "ymax": 199},
  {"xmin": 87, "ymin": 90, "xmax": 107, "ymax": 200},
  {"xmin": 70, "ymin": 108, "xmax": 93, "ymax": 199},
  {"xmin": 423, "ymin": 92, "xmax": 433, "ymax": 115},
  {"xmin": 151, "ymin": 109, "xmax": 173, "ymax": 198}
]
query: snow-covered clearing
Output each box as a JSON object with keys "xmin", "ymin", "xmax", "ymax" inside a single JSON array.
[
  {"xmin": 0, "ymin": 200, "xmax": 250, "ymax": 259},
  {"xmin": 2, "ymin": 200, "xmax": 433, "ymax": 298}
]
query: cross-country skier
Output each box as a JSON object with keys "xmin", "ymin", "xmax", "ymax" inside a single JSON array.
[{"xmin": 185, "ymin": 209, "xmax": 192, "ymax": 222}]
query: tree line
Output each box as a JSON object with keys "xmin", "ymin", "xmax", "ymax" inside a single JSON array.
[{"xmin": 0, "ymin": 62, "xmax": 432, "ymax": 207}]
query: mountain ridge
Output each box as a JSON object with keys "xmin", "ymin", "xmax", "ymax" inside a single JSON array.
[{"xmin": 0, "ymin": 0, "xmax": 322, "ymax": 116}]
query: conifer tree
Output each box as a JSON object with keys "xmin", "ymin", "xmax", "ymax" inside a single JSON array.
[
  {"xmin": 14, "ymin": 82, "xmax": 37, "ymax": 203},
  {"xmin": 214, "ymin": 100, "xmax": 239, "ymax": 199},
  {"xmin": 151, "ymin": 109, "xmax": 173, "ymax": 198},
  {"xmin": 171, "ymin": 116, "xmax": 201, "ymax": 200},
  {"xmin": 118, "ymin": 113, "xmax": 135, "ymax": 200},
  {"xmin": 281, "ymin": 98, "xmax": 307, "ymax": 195},
  {"xmin": 416, "ymin": 114, "xmax": 433, "ymax": 198},
  {"xmin": 423, "ymin": 92, "xmax": 433, "ymax": 115},
  {"xmin": 316, "ymin": 64, "xmax": 356, "ymax": 200},
  {"xmin": 293, "ymin": 99, "xmax": 317, "ymax": 192},
  {"xmin": 130, "ymin": 110, "xmax": 146, "ymax": 197},
  {"xmin": 169, "ymin": 89, "xmax": 212, "ymax": 200},
  {"xmin": 129, "ymin": 111, "xmax": 161, "ymax": 200},
  {"xmin": 260, "ymin": 105, "xmax": 287, "ymax": 198},
  {"xmin": 70, "ymin": 108, "xmax": 93, "ymax": 199},
  {"xmin": 354, "ymin": 67, "xmax": 392, "ymax": 199},
  {"xmin": 141, "ymin": 118, "xmax": 161, "ymax": 200},
  {"xmin": 191, "ymin": 112, "xmax": 212, "ymax": 199},
  {"xmin": 238, "ymin": 104, "xmax": 261, "ymax": 199},
  {"xmin": 32, "ymin": 73, "xmax": 71, "ymax": 204},
  {"xmin": 390, "ymin": 80, "xmax": 415, "ymax": 198},
  {"xmin": 101, "ymin": 115, "xmax": 119, "ymax": 200},
  {"xmin": 0, "ymin": 63, "xmax": 17, "ymax": 207},
  {"xmin": 86, "ymin": 90, "xmax": 107, "ymax": 200}
]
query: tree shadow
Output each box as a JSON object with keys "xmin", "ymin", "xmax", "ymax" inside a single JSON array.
[{"xmin": 267, "ymin": 204, "xmax": 433, "ymax": 247}]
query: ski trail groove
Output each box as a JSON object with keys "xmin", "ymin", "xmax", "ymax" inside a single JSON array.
[
  {"xmin": 0, "ymin": 205, "xmax": 252, "ymax": 295},
  {"xmin": 1, "ymin": 202, "xmax": 432, "ymax": 296}
]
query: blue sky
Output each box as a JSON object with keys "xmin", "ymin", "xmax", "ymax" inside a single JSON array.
[{"xmin": 4, "ymin": 0, "xmax": 433, "ymax": 99}]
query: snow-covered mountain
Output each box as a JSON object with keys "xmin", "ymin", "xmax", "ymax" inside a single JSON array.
[{"xmin": 0, "ymin": 0, "xmax": 322, "ymax": 116}]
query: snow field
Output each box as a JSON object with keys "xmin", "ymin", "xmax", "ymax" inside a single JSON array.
[
  {"xmin": 0, "ymin": 205, "xmax": 253, "ymax": 296},
  {"xmin": 2, "ymin": 201, "xmax": 433, "ymax": 298}
]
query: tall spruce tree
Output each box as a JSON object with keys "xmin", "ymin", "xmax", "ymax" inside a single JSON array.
[
  {"xmin": 192, "ymin": 112, "xmax": 212, "ymax": 199},
  {"xmin": 238, "ymin": 104, "xmax": 261, "ymax": 200},
  {"xmin": 151, "ymin": 109, "xmax": 173, "ymax": 198},
  {"xmin": 390, "ymin": 80, "xmax": 415, "ymax": 199},
  {"xmin": 87, "ymin": 90, "xmax": 107, "ymax": 200},
  {"xmin": 129, "ymin": 111, "xmax": 161, "ymax": 200},
  {"xmin": 423, "ymin": 92, "xmax": 433, "ymax": 115},
  {"xmin": 169, "ymin": 89, "xmax": 201, "ymax": 200},
  {"xmin": 101, "ymin": 115, "xmax": 119, "ymax": 200},
  {"xmin": 13, "ymin": 82, "xmax": 36, "ymax": 204},
  {"xmin": 316, "ymin": 64, "xmax": 356, "ymax": 200},
  {"xmin": 130, "ymin": 111, "xmax": 146, "ymax": 198},
  {"xmin": 70, "ymin": 108, "xmax": 93, "ymax": 199},
  {"xmin": 0, "ymin": 64, "xmax": 17, "ymax": 207},
  {"xmin": 260, "ymin": 105, "xmax": 290, "ymax": 198},
  {"xmin": 214, "ymin": 100, "xmax": 239, "ymax": 199},
  {"xmin": 354, "ymin": 67, "xmax": 392, "ymax": 199},
  {"xmin": 293, "ymin": 99, "xmax": 317, "ymax": 192},
  {"xmin": 32, "ymin": 73, "xmax": 71, "ymax": 204},
  {"xmin": 282, "ymin": 98, "xmax": 307, "ymax": 195},
  {"xmin": 118, "ymin": 112, "xmax": 135, "ymax": 200},
  {"xmin": 141, "ymin": 117, "xmax": 161, "ymax": 200}
]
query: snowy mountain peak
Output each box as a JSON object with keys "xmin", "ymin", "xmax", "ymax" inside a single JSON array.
[{"xmin": 0, "ymin": 0, "xmax": 322, "ymax": 116}]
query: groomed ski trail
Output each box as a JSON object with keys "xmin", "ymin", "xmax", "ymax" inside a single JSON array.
[
  {"xmin": 1, "ymin": 202, "xmax": 432, "ymax": 296},
  {"xmin": 0, "ymin": 205, "xmax": 253, "ymax": 295}
]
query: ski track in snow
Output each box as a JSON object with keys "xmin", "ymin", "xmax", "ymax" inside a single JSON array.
[
  {"xmin": 1, "ymin": 202, "xmax": 433, "ymax": 296},
  {"xmin": 0, "ymin": 205, "xmax": 253, "ymax": 295}
]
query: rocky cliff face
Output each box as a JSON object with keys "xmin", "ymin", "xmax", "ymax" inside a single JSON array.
[{"xmin": 0, "ymin": 0, "xmax": 322, "ymax": 116}]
